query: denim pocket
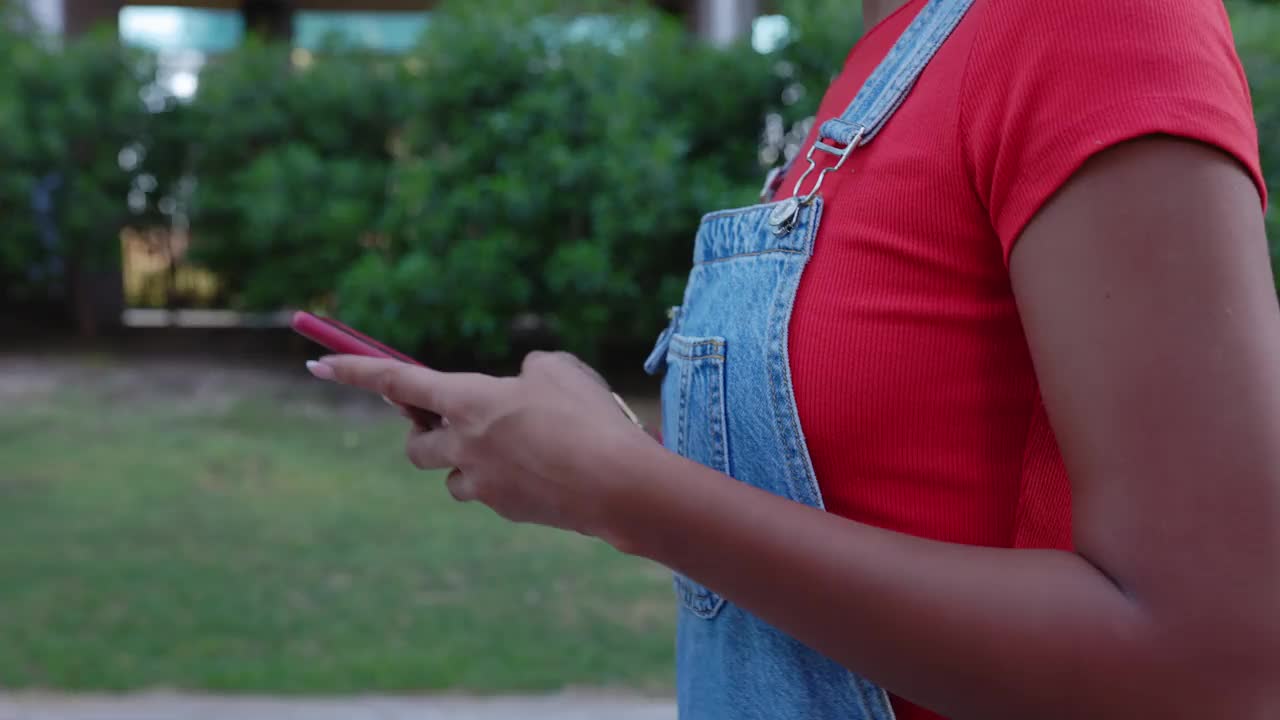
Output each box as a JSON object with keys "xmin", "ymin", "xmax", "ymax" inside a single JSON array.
[{"xmin": 660, "ymin": 334, "xmax": 729, "ymax": 620}]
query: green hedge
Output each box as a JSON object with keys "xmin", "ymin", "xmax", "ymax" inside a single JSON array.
[
  {"xmin": 2, "ymin": 0, "xmax": 1277, "ymax": 354},
  {"xmin": 0, "ymin": 7, "xmax": 159, "ymax": 304},
  {"xmin": 339, "ymin": 3, "xmax": 789, "ymax": 357},
  {"xmin": 1232, "ymin": 0, "xmax": 1280, "ymax": 263},
  {"xmin": 178, "ymin": 40, "xmax": 409, "ymax": 312},
  {"xmin": 179, "ymin": 0, "xmax": 799, "ymax": 358}
]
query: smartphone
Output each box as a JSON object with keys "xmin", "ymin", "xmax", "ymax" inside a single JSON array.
[
  {"xmin": 291, "ymin": 311, "xmax": 422, "ymax": 365},
  {"xmin": 291, "ymin": 311, "xmax": 441, "ymax": 427}
]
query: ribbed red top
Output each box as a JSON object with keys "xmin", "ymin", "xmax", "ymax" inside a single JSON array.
[{"xmin": 783, "ymin": 2, "xmax": 1266, "ymax": 718}]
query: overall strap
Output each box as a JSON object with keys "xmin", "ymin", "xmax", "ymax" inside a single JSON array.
[
  {"xmin": 764, "ymin": 0, "xmax": 975, "ymax": 208},
  {"xmin": 821, "ymin": 0, "xmax": 975, "ymax": 146}
]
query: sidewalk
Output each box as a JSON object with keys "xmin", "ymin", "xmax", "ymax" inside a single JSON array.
[{"xmin": 0, "ymin": 692, "xmax": 677, "ymax": 720}]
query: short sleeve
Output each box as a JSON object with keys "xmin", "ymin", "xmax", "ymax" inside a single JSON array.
[{"xmin": 958, "ymin": 0, "xmax": 1268, "ymax": 264}]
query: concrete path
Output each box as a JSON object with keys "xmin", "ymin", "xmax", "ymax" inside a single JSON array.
[{"xmin": 0, "ymin": 692, "xmax": 676, "ymax": 720}]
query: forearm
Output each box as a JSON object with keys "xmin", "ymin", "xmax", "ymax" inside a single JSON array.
[{"xmin": 604, "ymin": 444, "xmax": 1233, "ymax": 720}]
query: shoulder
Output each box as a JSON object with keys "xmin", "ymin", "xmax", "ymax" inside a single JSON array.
[
  {"xmin": 957, "ymin": 0, "xmax": 1264, "ymax": 254},
  {"xmin": 969, "ymin": 0, "xmax": 1239, "ymax": 53},
  {"xmin": 961, "ymin": 0, "xmax": 1250, "ymax": 105}
]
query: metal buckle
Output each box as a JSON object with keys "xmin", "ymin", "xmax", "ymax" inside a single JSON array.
[
  {"xmin": 791, "ymin": 126, "xmax": 865, "ymax": 206},
  {"xmin": 767, "ymin": 126, "xmax": 865, "ymax": 235}
]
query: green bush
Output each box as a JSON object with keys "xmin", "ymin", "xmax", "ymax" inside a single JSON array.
[
  {"xmin": 770, "ymin": 0, "xmax": 863, "ymax": 119},
  {"xmin": 1232, "ymin": 0, "xmax": 1280, "ymax": 257},
  {"xmin": 0, "ymin": 23, "xmax": 138, "ymax": 292},
  {"xmin": 336, "ymin": 0, "xmax": 780, "ymax": 359},
  {"xmin": 0, "ymin": 5, "xmax": 41, "ymax": 292},
  {"xmin": 0, "ymin": 6, "xmax": 155, "ymax": 315},
  {"xmin": 183, "ymin": 41, "xmax": 409, "ymax": 309},
  {"xmin": 2, "ymin": 0, "xmax": 1277, "ymax": 350}
]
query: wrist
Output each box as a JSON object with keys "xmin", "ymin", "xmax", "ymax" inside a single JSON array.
[{"xmin": 590, "ymin": 430, "xmax": 672, "ymax": 558}]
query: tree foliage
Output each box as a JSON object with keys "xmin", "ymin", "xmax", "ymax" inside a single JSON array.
[
  {"xmin": 334, "ymin": 0, "xmax": 780, "ymax": 357},
  {"xmin": 0, "ymin": 7, "xmax": 156, "ymax": 303},
  {"xmin": 1231, "ymin": 0, "xmax": 1280, "ymax": 261},
  {"xmin": 2, "ymin": 0, "xmax": 1277, "ymax": 352}
]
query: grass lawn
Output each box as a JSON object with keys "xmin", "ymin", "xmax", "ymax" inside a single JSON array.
[{"xmin": 0, "ymin": 351, "xmax": 675, "ymax": 694}]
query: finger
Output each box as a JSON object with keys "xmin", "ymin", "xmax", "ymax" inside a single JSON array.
[
  {"xmin": 404, "ymin": 405, "xmax": 444, "ymax": 430},
  {"xmin": 383, "ymin": 395, "xmax": 443, "ymax": 430},
  {"xmin": 405, "ymin": 427, "xmax": 459, "ymax": 470},
  {"xmin": 520, "ymin": 350, "xmax": 571, "ymax": 379},
  {"xmin": 445, "ymin": 468, "xmax": 478, "ymax": 503},
  {"xmin": 521, "ymin": 350, "xmax": 610, "ymax": 390},
  {"xmin": 309, "ymin": 355, "xmax": 489, "ymax": 417},
  {"xmin": 562, "ymin": 353, "xmax": 610, "ymax": 388},
  {"xmin": 308, "ymin": 356, "xmax": 448, "ymax": 410}
]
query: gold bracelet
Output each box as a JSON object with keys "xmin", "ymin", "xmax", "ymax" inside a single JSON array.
[{"xmin": 612, "ymin": 392, "xmax": 643, "ymax": 428}]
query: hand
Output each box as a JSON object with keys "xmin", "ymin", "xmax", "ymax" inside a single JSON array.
[{"xmin": 307, "ymin": 351, "xmax": 655, "ymax": 541}]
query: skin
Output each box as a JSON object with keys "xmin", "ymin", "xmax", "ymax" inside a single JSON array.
[
  {"xmin": 305, "ymin": 6, "xmax": 1280, "ymax": 711},
  {"xmin": 311, "ymin": 136, "xmax": 1280, "ymax": 719}
]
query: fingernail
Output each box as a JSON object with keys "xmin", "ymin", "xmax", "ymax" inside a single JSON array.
[
  {"xmin": 306, "ymin": 360, "xmax": 335, "ymax": 381},
  {"xmin": 382, "ymin": 395, "xmax": 396, "ymax": 406}
]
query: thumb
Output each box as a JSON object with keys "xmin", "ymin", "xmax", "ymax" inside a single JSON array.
[{"xmin": 445, "ymin": 468, "xmax": 479, "ymax": 503}]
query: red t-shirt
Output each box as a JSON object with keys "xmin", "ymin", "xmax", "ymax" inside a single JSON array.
[{"xmin": 782, "ymin": 1, "xmax": 1267, "ymax": 718}]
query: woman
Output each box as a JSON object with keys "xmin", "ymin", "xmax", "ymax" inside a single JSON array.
[{"xmin": 306, "ymin": 0, "xmax": 1280, "ymax": 717}]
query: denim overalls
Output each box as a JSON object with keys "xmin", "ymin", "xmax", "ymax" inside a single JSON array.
[{"xmin": 643, "ymin": 1, "xmax": 975, "ymax": 716}]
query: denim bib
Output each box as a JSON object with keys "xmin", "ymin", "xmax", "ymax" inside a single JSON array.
[{"xmin": 644, "ymin": 1, "xmax": 975, "ymax": 716}]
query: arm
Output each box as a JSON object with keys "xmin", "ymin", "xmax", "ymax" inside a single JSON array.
[
  {"xmin": 312, "ymin": 138, "xmax": 1280, "ymax": 720},
  {"xmin": 604, "ymin": 138, "xmax": 1280, "ymax": 719}
]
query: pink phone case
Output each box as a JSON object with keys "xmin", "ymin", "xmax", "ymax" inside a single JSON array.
[
  {"xmin": 291, "ymin": 312, "xmax": 440, "ymax": 427},
  {"xmin": 291, "ymin": 312, "xmax": 422, "ymax": 365}
]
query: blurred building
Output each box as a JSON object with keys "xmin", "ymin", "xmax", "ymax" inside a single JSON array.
[
  {"xmin": 27, "ymin": 0, "xmax": 762, "ymax": 45},
  {"xmin": 23, "ymin": 0, "xmax": 782, "ymax": 108}
]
